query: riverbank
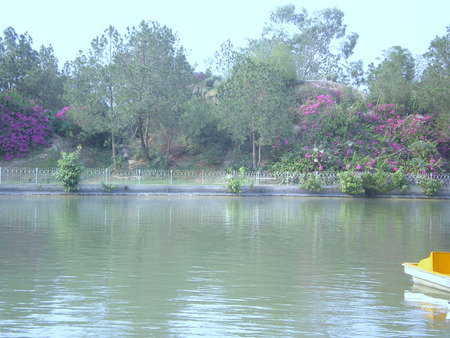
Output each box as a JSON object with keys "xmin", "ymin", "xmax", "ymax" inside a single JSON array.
[{"xmin": 1, "ymin": 184, "xmax": 449, "ymax": 199}]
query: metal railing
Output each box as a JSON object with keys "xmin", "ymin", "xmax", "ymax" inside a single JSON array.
[{"xmin": 0, "ymin": 167, "xmax": 449, "ymax": 189}]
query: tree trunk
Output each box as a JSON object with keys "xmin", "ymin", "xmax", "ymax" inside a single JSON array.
[
  {"xmin": 138, "ymin": 116, "xmax": 151, "ymax": 162},
  {"xmin": 165, "ymin": 130, "xmax": 173, "ymax": 165},
  {"xmin": 111, "ymin": 128, "xmax": 116, "ymax": 168},
  {"xmin": 252, "ymin": 131, "xmax": 257, "ymax": 170},
  {"xmin": 109, "ymin": 85, "xmax": 116, "ymax": 169},
  {"xmin": 257, "ymin": 143, "xmax": 261, "ymax": 169}
]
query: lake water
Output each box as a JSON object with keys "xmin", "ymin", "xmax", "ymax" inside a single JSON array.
[{"xmin": 0, "ymin": 195, "xmax": 449, "ymax": 337}]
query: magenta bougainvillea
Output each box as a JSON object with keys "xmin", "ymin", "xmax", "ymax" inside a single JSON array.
[
  {"xmin": 0, "ymin": 92, "xmax": 52, "ymax": 160},
  {"xmin": 271, "ymin": 95, "xmax": 448, "ymax": 174}
]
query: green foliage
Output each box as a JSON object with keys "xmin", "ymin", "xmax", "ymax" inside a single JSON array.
[
  {"xmin": 262, "ymin": 5, "xmax": 359, "ymax": 82},
  {"xmin": 182, "ymin": 97, "xmax": 231, "ymax": 165},
  {"xmin": 420, "ymin": 176, "xmax": 444, "ymax": 196},
  {"xmin": 361, "ymin": 171, "xmax": 393, "ymax": 195},
  {"xmin": 54, "ymin": 145, "xmax": 84, "ymax": 192},
  {"xmin": 226, "ymin": 167, "xmax": 247, "ymax": 194},
  {"xmin": 391, "ymin": 167, "xmax": 410, "ymax": 193},
  {"xmin": 0, "ymin": 27, "xmax": 64, "ymax": 110},
  {"xmin": 101, "ymin": 183, "xmax": 115, "ymax": 192},
  {"xmin": 247, "ymin": 39, "xmax": 297, "ymax": 83},
  {"xmin": 416, "ymin": 26, "xmax": 449, "ymax": 116},
  {"xmin": 367, "ymin": 46, "xmax": 415, "ymax": 109},
  {"xmin": 218, "ymin": 57, "xmax": 295, "ymax": 169},
  {"xmin": 300, "ymin": 174, "xmax": 323, "ymax": 192},
  {"xmin": 338, "ymin": 171, "xmax": 365, "ymax": 195}
]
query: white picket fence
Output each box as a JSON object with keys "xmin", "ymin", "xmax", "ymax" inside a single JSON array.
[{"xmin": 0, "ymin": 167, "xmax": 449, "ymax": 188}]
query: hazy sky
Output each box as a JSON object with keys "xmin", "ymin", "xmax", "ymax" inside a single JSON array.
[{"xmin": 1, "ymin": 0, "xmax": 449, "ymax": 71}]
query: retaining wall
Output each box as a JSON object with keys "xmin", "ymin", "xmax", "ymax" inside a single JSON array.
[{"xmin": 0, "ymin": 184, "xmax": 449, "ymax": 199}]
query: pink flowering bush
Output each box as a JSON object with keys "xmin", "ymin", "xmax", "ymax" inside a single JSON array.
[
  {"xmin": 0, "ymin": 91, "xmax": 51, "ymax": 160},
  {"xmin": 271, "ymin": 95, "xmax": 449, "ymax": 174}
]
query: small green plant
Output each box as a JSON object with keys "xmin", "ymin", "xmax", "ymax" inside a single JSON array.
[
  {"xmin": 392, "ymin": 167, "xmax": 410, "ymax": 193},
  {"xmin": 420, "ymin": 176, "xmax": 444, "ymax": 196},
  {"xmin": 226, "ymin": 167, "xmax": 247, "ymax": 194},
  {"xmin": 101, "ymin": 183, "xmax": 115, "ymax": 192},
  {"xmin": 361, "ymin": 171, "xmax": 393, "ymax": 195},
  {"xmin": 300, "ymin": 173, "xmax": 323, "ymax": 192},
  {"xmin": 54, "ymin": 145, "xmax": 84, "ymax": 192},
  {"xmin": 338, "ymin": 171, "xmax": 365, "ymax": 195}
]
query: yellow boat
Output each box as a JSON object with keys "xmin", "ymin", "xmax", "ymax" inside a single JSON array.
[{"xmin": 403, "ymin": 252, "xmax": 450, "ymax": 293}]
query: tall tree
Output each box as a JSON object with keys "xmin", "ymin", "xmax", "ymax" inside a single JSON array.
[
  {"xmin": 90, "ymin": 26, "xmax": 124, "ymax": 167},
  {"xmin": 262, "ymin": 5, "xmax": 359, "ymax": 82},
  {"xmin": 367, "ymin": 46, "xmax": 416, "ymax": 108},
  {"xmin": 246, "ymin": 38, "xmax": 297, "ymax": 84},
  {"xmin": 64, "ymin": 26, "xmax": 125, "ymax": 167},
  {"xmin": 0, "ymin": 27, "xmax": 64, "ymax": 110},
  {"xmin": 23, "ymin": 45, "xmax": 65, "ymax": 111},
  {"xmin": 157, "ymin": 48, "xmax": 196, "ymax": 164},
  {"xmin": 416, "ymin": 26, "xmax": 449, "ymax": 117},
  {"xmin": 218, "ymin": 58, "xmax": 295, "ymax": 169},
  {"xmin": 214, "ymin": 39, "xmax": 239, "ymax": 78},
  {"xmin": 0, "ymin": 27, "xmax": 38, "ymax": 93},
  {"xmin": 117, "ymin": 20, "xmax": 194, "ymax": 164}
]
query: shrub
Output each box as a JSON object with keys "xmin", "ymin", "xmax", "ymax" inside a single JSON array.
[
  {"xmin": 54, "ymin": 145, "xmax": 84, "ymax": 192},
  {"xmin": 391, "ymin": 167, "xmax": 410, "ymax": 193},
  {"xmin": 226, "ymin": 167, "xmax": 248, "ymax": 194},
  {"xmin": 101, "ymin": 183, "xmax": 115, "ymax": 192},
  {"xmin": 300, "ymin": 173, "xmax": 324, "ymax": 192},
  {"xmin": 338, "ymin": 171, "xmax": 365, "ymax": 195},
  {"xmin": 420, "ymin": 176, "xmax": 444, "ymax": 196},
  {"xmin": 361, "ymin": 171, "xmax": 393, "ymax": 195},
  {"xmin": 0, "ymin": 91, "xmax": 51, "ymax": 160}
]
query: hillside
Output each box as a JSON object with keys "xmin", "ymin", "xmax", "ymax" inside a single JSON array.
[{"xmin": 0, "ymin": 81, "xmax": 392, "ymax": 171}]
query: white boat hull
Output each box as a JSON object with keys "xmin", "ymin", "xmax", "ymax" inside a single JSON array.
[{"xmin": 403, "ymin": 263, "xmax": 450, "ymax": 293}]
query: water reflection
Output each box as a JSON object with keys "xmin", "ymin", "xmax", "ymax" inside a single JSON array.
[
  {"xmin": 404, "ymin": 291, "xmax": 450, "ymax": 330},
  {"xmin": 0, "ymin": 196, "xmax": 449, "ymax": 337}
]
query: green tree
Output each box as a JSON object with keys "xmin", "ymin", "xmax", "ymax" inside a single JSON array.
[
  {"xmin": 182, "ymin": 96, "xmax": 231, "ymax": 166},
  {"xmin": 64, "ymin": 26, "xmax": 127, "ymax": 167},
  {"xmin": 63, "ymin": 52, "xmax": 109, "ymax": 141},
  {"xmin": 22, "ymin": 45, "xmax": 65, "ymax": 111},
  {"xmin": 263, "ymin": 5, "xmax": 359, "ymax": 82},
  {"xmin": 0, "ymin": 27, "xmax": 64, "ymax": 110},
  {"xmin": 0, "ymin": 27, "xmax": 38, "ymax": 93},
  {"xmin": 246, "ymin": 38, "xmax": 297, "ymax": 83},
  {"xmin": 218, "ymin": 57, "xmax": 295, "ymax": 169},
  {"xmin": 155, "ymin": 47, "xmax": 196, "ymax": 164},
  {"xmin": 367, "ymin": 46, "xmax": 416, "ymax": 108},
  {"xmin": 416, "ymin": 26, "xmax": 449, "ymax": 139},
  {"xmin": 116, "ymin": 20, "xmax": 194, "ymax": 164},
  {"xmin": 214, "ymin": 39, "xmax": 239, "ymax": 78}
]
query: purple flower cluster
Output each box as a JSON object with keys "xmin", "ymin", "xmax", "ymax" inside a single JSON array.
[{"xmin": 0, "ymin": 93, "xmax": 51, "ymax": 160}]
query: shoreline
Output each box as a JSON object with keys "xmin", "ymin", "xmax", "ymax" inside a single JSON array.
[{"xmin": 0, "ymin": 184, "xmax": 449, "ymax": 199}]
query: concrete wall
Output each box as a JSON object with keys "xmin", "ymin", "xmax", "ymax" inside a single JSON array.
[{"xmin": 0, "ymin": 184, "xmax": 449, "ymax": 199}]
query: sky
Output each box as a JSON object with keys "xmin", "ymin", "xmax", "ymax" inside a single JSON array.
[{"xmin": 1, "ymin": 0, "xmax": 449, "ymax": 71}]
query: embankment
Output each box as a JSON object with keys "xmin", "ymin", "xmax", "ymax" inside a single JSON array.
[{"xmin": 0, "ymin": 184, "xmax": 449, "ymax": 199}]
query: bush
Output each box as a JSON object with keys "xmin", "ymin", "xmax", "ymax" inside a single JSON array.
[
  {"xmin": 0, "ymin": 91, "xmax": 51, "ymax": 160},
  {"xmin": 338, "ymin": 171, "xmax": 365, "ymax": 195},
  {"xmin": 101, "ymin": 183, "xmax": 115, "ymax": 192},
  {"xmin": 361, "ymin": 171, "xmax": 393, "ymax": 195},
  {"xmin": 420, "ymin": 176, "xmax": 444, "ymax": 196},
  {"xmin": 54, "ymin": 145, "xmax": 84, "ymax": 192},
  {"xmin": 392, "ymin": 167, "xmax": 410, "ymax": 193},
  {"xmin": 226, "ymin": 167, "xmax": 249, "ymax": 194},
  {"xmin": 300, "ymin": 173, "xmax": 324, "ymax": 192}
]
